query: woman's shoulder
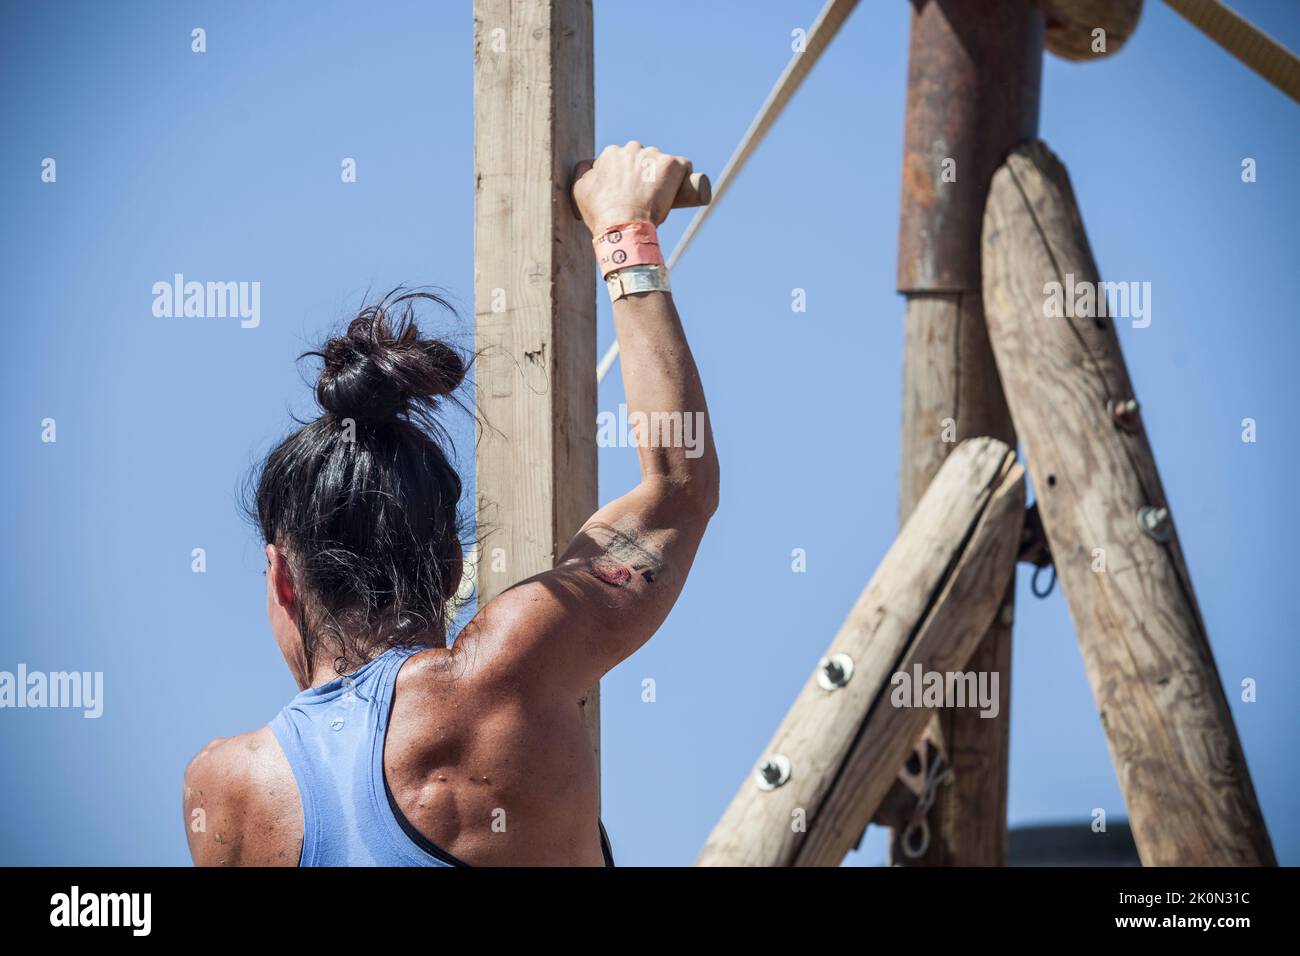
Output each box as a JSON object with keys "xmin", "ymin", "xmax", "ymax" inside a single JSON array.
[{"xmin": 182, "ymin": 727, "xmax": 301, "ymax": 866}]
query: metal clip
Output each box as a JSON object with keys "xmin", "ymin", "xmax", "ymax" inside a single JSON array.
[
  {"xmin": 1018, "ymin": 502, "xmax": 1052, "ymax": 568},
  {"xmin": 900, "ymin": 754, "xmax": 954, "ymax": 859}
]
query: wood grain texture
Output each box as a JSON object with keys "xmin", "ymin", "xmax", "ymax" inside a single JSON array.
[
  {"xmin": 698, "ymin": 438, "xmax": 1024, "ymax": 867},
  {"xmin": 896, "ymin": 292, "xmax": 1017, "ymax": 866},
  {"xmin": 981, "ymin": 140, "xmax": 1274, "ymax": 866},
  {"xmin": 899, "ymin": 296, "xmax": 1016, "ymax": 520},
  {"xmin": 473, "ymin": 0, "xmax": 601, "ymax": 769}
]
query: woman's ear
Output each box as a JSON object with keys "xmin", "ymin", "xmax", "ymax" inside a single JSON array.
[
  {"xmin": 265, "ymin": 542, "xmax": 312, "ymax": 690},
  {"xmin": 266, "ymin": 543, "xmax": 298, "ymax": 613}
]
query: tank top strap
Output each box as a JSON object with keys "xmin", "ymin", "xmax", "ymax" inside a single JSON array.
[{"xmin": 270, "ymin": 645, "xmax": 461, "ymax": 866}]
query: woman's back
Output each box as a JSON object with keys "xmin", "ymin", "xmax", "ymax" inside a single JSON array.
[{"xmin": 187, "ymin": 638, "xmax": 609, "ymax": 866}]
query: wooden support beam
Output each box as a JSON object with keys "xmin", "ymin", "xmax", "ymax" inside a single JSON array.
[
  {"xmin": 981, "ymin": 140, "xmax": 1275, "ymax": 866},
  {"xmin": 473, "ymin": 0, "xmax": 601, "ymax": 773},
  {"xmin": 895, "ymin": 297, "xmax": 1017, "ymax": 866},
  {"xmin": 698, "ymin": 438, "xmax": 1025, "ymax": 867},
  {"xmin": 893, "ymin": 0, "xmax": 1042, "ymax": 866}
]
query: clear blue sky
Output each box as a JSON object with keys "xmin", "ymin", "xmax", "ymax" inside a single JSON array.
[{"xmin": 1, "ymin": 0, "xmax": 1297, "ymax": 866}]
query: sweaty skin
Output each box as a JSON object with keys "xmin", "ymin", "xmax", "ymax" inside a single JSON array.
[{"xmin": 183, "ymin": 142, "xmax": 719, "ymax": 867}]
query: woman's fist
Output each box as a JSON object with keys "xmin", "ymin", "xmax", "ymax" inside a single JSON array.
[{"xmin": 573, "ymin": 141, "xmax": 692, "ymax": 237}]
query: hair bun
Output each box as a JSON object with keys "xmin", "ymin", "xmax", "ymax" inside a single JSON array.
[{"xmin": 312, "ymin": 291, "xmax": 466, "ymax": 424}]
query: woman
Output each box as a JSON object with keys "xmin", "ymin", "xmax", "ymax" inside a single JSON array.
[{"xmin": 183, "ymin": 142, "xmax": 719, "ymax": 866}]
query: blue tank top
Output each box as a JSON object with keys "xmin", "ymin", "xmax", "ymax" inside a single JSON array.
[{"xmin": 269, "ymin": 644, "xmax": 614, "ymax": 867}]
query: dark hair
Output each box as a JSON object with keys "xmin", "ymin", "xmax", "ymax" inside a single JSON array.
[{"xmin": 247, "ymin": 289, "xmax": 470, "ymax": 674}]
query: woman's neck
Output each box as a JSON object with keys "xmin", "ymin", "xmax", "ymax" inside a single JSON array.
[{"xmin": 302, "ymin": 632, "xmax": 440, "ymax": 689}]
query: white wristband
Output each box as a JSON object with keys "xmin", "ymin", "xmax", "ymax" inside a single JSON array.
[{"xmin": 606, "ymin": 264, "xmax": 671, "ymax": 303}]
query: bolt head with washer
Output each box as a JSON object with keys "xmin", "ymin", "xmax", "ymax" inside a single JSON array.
[
  {"xmin": 1137, "ymin": 505, "xmax": 1172, "ymax": 544},
  {"xmin": 754, "ymin": 754, "xmax": 792, "ymax": 791},
  {"xmin": 816, "ymin": 653, "xmax": 854, "ymax": 691}
]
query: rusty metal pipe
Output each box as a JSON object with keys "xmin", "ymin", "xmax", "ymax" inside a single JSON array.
[{"xmin": 897, "ymin": 0, "xmax": 1044, "ymax": 293}]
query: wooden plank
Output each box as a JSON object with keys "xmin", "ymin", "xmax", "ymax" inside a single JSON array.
[
  {"xmin": 981, "ymin": 140, "xmax": 1275, "ymax": 866},
  {"xmin": 472, "ymin": 0, "xmax": 600, "ymax": 770},
  {"xmin": 698, "ymin": 438, "xmax": 1025, "ymax": 866}
]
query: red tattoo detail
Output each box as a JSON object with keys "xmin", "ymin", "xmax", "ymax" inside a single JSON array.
[{"xmin": 590, "ymin": 557, "xmax": 632, "ymax": 587}]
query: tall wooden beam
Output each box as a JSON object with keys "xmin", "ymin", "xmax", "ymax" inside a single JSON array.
[
  {"xmin": 892, "ymin": 0, "xmax": 1043, "ymax": 866},
  {"xmin": 981, "ymin": 141, "xmax": 1275, "ymax": 866},
  {"xmin": 473, "ymin": 0, "xmax": 600, "ymax": 774},
  {"xmin": 698, "ymin": 439, "xmax": 1025, "ymax": 867}
]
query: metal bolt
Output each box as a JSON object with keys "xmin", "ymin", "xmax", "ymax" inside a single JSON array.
[
  {"xmin": 754, "ymin": 754, "xmax": 791, "ymax": 791},
  {"xmin": 1111, "ymin": 398, "xmax": 1141, "ymax": 432},
  {"xmin": 816, "ymin": 653, "xmax": 854, "ymax": 691},
  {"xmin": 1137, "ymin": 505, "xmax": 1172, "ymax": 544}
]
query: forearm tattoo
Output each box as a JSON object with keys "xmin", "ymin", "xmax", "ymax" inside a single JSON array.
[{"xmin": 585, "ymin": 523, "xmax": 665, "ymax": 588}]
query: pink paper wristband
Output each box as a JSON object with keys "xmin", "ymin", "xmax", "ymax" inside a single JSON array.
[{"xmin": 592, "ymin": 221, "xmax": 663, "ymax": 278}]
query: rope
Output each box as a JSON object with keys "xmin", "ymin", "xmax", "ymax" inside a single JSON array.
[
  {"xmin": 1164, "ymin": 0, "xmax": 1300, "ymax": 104},
  {"xmin": 596, "ymin": 0, "xmax": 862, "ymax": 384}
]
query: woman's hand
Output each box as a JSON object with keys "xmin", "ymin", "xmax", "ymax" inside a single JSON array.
[{"xmin": 573, "ymin": 141, "xmax": 692, "ymax": 237}]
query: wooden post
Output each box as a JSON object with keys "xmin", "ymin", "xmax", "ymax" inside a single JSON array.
[
  {"xmin": 981, "ymin": 141, "xmax": 1276, "ymax": 866},
  {"xmin": 892, "ymin": 0, "xmax": 1043, "ymax": 866},
  {"xmin": 473, "ymin": 0, "xmax": 601, "ymax": 772},
  {"xmin": 698, "ymin": 438, "xmax": 1025, "ymax": 867}
]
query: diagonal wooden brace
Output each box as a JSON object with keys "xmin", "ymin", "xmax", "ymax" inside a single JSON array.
[{"xmin": 698, "ymin": 438, "xmax": 1025, "ymax": 867}]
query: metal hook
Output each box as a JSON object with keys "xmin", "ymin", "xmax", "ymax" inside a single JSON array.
[
  {"xmin": 901, "ymin": 818, "xmax": 931, "ymax": 858},
  {"xmin": 1031, "ymin": 562, "xmax": 1057, "ymax": 598}
]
